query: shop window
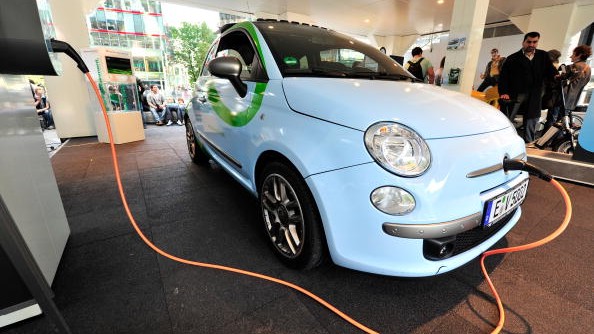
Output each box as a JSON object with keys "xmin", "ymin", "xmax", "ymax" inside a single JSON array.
[
  {"xmin": 139, "ymin": 0, "xmax": 147, "ymax": 12},
  {"xmin": 89, "ymin": 16, "xmax": 99, "ymax": 30},
  {"xmin": 95, "ymin": 10, "xmax": 106, "ymax": 30},
  {"xmin": 109, "ymin": 34, "xmax": 120, "ymax": 47},
  {"xmin": 133, "ymin": 58, "xmax": 145, "ymax": 72},
  {"xmin": 133, "ymin": 14, "xmax": 144, "ymax": 33},
  {"xmin": 147, "ymin": 60, "xmax": 162, "ymax": 72},
  {"xmin": 148, "ymin": 0, "xmax": 157, "ymax": 13}
]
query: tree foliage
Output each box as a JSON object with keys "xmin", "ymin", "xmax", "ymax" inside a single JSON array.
[{"xmin": 168, "ymin": 22, "xmax": 216, "ymax": 84}]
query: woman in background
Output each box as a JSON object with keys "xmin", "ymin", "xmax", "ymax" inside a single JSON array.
[
  {"xmin": 561, "ymin": 45, "xmax": 592, "ymax": 112},
  {"xmin": 33, "ymin": 86, "xmax": 55, "ymax": 130}
]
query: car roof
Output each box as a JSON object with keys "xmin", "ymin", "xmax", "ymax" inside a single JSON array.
[{"xmin": 220, "ymin": 19, "xmax": 332, "ymax": 34}]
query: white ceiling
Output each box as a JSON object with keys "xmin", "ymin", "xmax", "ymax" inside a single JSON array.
[{"xmin": 165, "ymin": 0, "xmax": 594, "ymax": 37}]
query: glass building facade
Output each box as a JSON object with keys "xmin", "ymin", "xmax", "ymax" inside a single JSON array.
[{"xmin": 87, "ymin": 0, "xmax": 166, "ymax": 89}]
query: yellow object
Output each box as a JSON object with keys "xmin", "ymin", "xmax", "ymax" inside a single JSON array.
[{"xmin": 471, "ymin": 86, "xmax": 499, "ymax": 109}]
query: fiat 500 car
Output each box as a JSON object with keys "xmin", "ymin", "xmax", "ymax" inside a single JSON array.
[{"xmin": 184, "ymin": 20, "xmax": 529, "ymax": 277}]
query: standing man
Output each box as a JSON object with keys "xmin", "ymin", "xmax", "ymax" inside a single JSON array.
[
  {"xmin": 477, "ymin": 48, "xmax": 505, "ymax": 92},
  {"xmin": 147, "ymin": 84, "xmax": 167, "ymax": 126},
  {"xmin": 405, "ymin": 47, "xmax": 435, "ymax": 84},
  {"xmin": 498, "ymin": 32, "xmax": 557, "ymax": 143}
]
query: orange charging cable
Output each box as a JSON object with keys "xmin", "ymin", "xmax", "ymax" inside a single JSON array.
[
  {"xmin": 85, "ymin": 73, "xmax": 379, "ymax": 333},
  {"xmin": 85, "ymin": 71, "xmax": 571, "ymax": 334},
  {"xmin": 480, "ymin": 178, "xmax": 572, "ymax": 333}
]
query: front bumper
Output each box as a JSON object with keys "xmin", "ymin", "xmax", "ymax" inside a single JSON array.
[
  {"xmin": 306, "ymin": 163, "xmax": 528, "ymax": 277},
  {"xmin": 304, "ymin": 128, "xmax": 528, "ymax": 277}
]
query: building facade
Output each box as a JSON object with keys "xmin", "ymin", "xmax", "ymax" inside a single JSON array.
[{"xmin": 86, "ymin": 0, "xmax": 167, "ymax": 89}]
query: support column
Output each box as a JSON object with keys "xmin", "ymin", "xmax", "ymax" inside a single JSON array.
[
  {"xmin": 44, "ymin": 0, "xmax": 96, "ymax": 138},
  {"xmin": 442, "ymin": 0, "xmax": 489, "ymax": 94}
]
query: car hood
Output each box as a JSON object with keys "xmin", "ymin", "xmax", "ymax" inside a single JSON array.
[{"xmin": 282, "ymin": 77, "xmax": 511, "ymax": 139}]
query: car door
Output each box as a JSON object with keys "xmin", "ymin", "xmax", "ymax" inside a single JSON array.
[{"xmin": 194, "ymin": 28, "xmax": 268, "ymax": 179}]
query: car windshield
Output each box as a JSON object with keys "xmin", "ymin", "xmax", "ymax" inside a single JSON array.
[{"xmin": 254, "ymin": 21, "xmax": 414, "ymax": 81}]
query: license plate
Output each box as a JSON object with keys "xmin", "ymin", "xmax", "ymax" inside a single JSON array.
[{"xmin": 482, "ymin": 179, "xmax": 529, "ymax": 229}]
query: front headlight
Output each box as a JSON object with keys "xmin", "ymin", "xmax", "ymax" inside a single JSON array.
[{"xmin": 364, "ymin": 122, "xmax": 431, "ymax": 177}]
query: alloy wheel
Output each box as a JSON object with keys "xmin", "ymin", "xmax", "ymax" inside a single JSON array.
[{"xmin": 261, "ymin": 173, "xmax": 305, "ymax": 258}]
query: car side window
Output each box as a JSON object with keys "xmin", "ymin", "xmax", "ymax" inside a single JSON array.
[{"xmin": 216, "ymin": 30, "xmax": 266, "ymax": 82}]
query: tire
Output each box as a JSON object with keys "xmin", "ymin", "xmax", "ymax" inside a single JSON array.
[
  {"xmin": 259, "ymin": 162, "xmax": 325, "ymax": 269},
  {"xmin": 185, "ymin": 118, "xmax": 209, "ymax": 164},
  {"xmin": 571, "ymin": 115, "xmax": 583, "ymax": 127},
  {"xmin": 553, "ymin": 140, "xmax": 574, "ymax": 154}
]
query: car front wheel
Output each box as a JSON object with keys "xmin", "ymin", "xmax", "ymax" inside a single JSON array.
[{"xmin": 259, "ymin": 162, "xmax": 325, "ymax": 269}]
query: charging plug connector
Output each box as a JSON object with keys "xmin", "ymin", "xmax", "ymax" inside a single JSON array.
[
  {"xmin": 50, "ymin": 39, "xmax": 89, "ymax": 73},
  {"xmin": 503, "ymin": 158, "xmax": 552, "ymax": 182}
]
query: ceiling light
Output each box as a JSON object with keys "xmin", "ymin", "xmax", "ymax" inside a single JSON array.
[
  {"xmin": 364, "ymin": 19, "xmax": 370, "ymax": 23},
  {"xmin": 437, "ymin": 0, "xmax": 444, "ymax": 4}
]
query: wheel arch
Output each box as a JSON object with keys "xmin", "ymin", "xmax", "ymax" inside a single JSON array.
[{"xmin": 254, "ymin": 150, "xmax": 303, "ymax": 193}]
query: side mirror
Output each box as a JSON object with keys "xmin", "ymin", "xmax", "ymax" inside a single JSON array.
[{"xmin": 208, "ymin": 56, "xmax": 247, "ymax": 98}]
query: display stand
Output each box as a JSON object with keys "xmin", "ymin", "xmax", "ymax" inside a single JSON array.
[
  {"xmin": 81, "ymin": 47, "xmax": 145, "ymax": 144},
  {"xmin": 95, "ymin": 111, "xmax": 145, "ymax": 144}
]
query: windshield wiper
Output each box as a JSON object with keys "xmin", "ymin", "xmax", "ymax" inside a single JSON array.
[
  {"xmin": 345, "ymin": 72, "xmax": 414, "ymax": 81},
  {"xmin": 309, "ymin": 67, "xmax": 348, "ymax": 77}
]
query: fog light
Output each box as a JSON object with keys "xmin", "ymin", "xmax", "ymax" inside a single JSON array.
[
  {"xmin": 423, "ymin": 236, "xmax": 456, "ymax": 260},
  {"xmin": 371, "ymin": 186, "xmax": 415, "ymax": 215}
]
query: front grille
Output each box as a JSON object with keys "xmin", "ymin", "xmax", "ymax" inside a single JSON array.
[
  {"xmin": 423, "ymin": 208, "xmax": 517, "ymax": 260},
  {"xmin": 452, "ymin": 208, "xmax": 516, "ymax": 256}
]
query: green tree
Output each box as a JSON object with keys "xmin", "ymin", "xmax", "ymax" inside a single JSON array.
[{"xmin": 168, "ymin": 22, "xmax": 216, "ymax": 84}]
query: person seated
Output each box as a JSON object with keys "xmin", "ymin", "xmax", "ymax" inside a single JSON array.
[
  {"xmin": 175, "ymin": 98, "xmax": 186, "ymax": 125},
  {"xmin": 147, "ymin": 84, "xmax": 167, "ymax": 125},
  {"xmin": 33, "ymin": 87, "xmax": 55, "ymax": 130},
  {"xmin": 164, "ymin": 97, "xmax": 185, "ymax": 126}
]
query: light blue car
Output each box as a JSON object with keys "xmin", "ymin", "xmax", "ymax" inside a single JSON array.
[{"xmin": 185, "ymin": 20, "xmax": 529, "ymax": 277}]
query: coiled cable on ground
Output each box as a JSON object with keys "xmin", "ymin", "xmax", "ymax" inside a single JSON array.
[{"xmin": 84, "ymin": 71, "xmax": 379, "ymax": 334}]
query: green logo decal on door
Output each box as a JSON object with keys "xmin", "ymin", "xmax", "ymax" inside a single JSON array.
[{"xmin": 207, "ymin": 82, "xmax": 267, "ymax": 127}]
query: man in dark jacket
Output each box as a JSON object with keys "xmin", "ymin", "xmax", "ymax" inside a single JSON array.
[{"xmin": 498, "ymin": 31, "xmax": 557, "ymax": 143}]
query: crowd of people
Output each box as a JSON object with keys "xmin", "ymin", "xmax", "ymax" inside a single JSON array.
[{"xmin": 404, "ymin": 33, "xmax": 592, "ymax": 146}]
